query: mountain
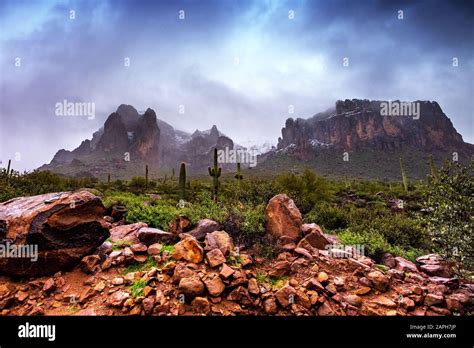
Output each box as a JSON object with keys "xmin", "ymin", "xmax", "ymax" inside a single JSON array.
[
  {"xmin": 39, "ymin": 105, "xmax": 237, "ymax": 179},
  {"xmin": 257, "ymin": 99, "xmax": 473, "ymax": 180}
]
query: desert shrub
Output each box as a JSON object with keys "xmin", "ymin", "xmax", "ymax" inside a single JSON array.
[
  {"xmin": 128, "ymin": 176, "xmax": 147, "ymax": 192},
  {"xmin": 229, "ymin": 204, "xmax": 266, "ymax": 236},
  {"xmin": 421, "ymin": 160, "xmax": 474, "ymax": 271},
  {"xmin": 305, "ymin": 202, "xmax": 349, "ymax": 231}
]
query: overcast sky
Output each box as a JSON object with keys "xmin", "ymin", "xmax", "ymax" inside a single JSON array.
[{"xmin": 1, "ymin": 0, "xmax": 473, "ymax": 171}]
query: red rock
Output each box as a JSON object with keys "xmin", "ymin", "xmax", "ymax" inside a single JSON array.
[
  {"xmin": 400, "ymin": 297, "xmax": 415, "ymax": 311},
  {"xmin": 294, "ymin": 247, "xmax": 313, "ymax": 259},
  {"xmin": 344, "ymin": 294, "xmax": 363, "ymax": 308},
  {"xmin": 206, "ymin": 248, "xmax": 226, "ymax": 268},
  {"xmin": 137, "ymin": 227, "xmax": 173, "ymax": 245},
  {"xmin": 275, "ymin": 285, "xmax": 296, "ymax": 308},
  {"xmin": 108, "ymin": 290, "xmax": 130, "ymax": 307},
  {"xmin": 182, "ymin": 219, "xmax": 220, "ymax": 240},
  {"xmin": 369, "ymin": 295, "xmax": 397, "ymax": 309},
  {"xmin": 203, "ymin": 274, "xmax": 225, "ymax": 297},
  {"xmin": 219, "ymin": 263, "xmax": 235, "ymax": 279},
  {"xmin": 0, "ymin": 191, "xmax": 109, "ymax": 277},
  {"xmin": 394, "ymin": 257, "xmax": 418, "ymax": 273},
  {"xmin": 147, "ymin": 243, "xmax": 162, "ymax": 256},
  {"xmin": 317, "ymin": 301, "xmax": 335, "ymax": 316},
  {"xmin": 130, "ymin": 243, "xmax": 147, "ymax": 253},
  {"xmin": 43, "ymin": 278, "xmax": 56, "ymax": 293},
  {"xmin": 80, "ymin": 255, "xmax": 101, "ymax": 274},
  {"xmin": 204, "ymin": 231, "xmax": 235, "ymax": 255},
  {"xmin": 172, "ymin": 236, "xmax": 203, "ymax": 264},
  {"xmin": 366, "ymin": 270, "xmax": 390, "ymax": 292},
  {"xmin": 424, "ymin": 293, "xmax": 444, "ymax": 306},
  {"xmin": 297, "ymin": 224, "xmax": 330, "ymax": 250},
  {"xmin": 248, "ymin": 278, "xmax": 260, "ymax": 295},
  {"xmin": 263, "ymin": 297, "xmax": 278, "ymax": 314},
  {"xmin": 142, "ymin": 297, "xmax": 155, "ymax": 315},
  {"xmin": 265, "ymin": 194, "xmax": 302, "ymax": 241},
  {"xmin": 381, "ymin": 253, "xmax": 396, "ymax": 268},
  {"xmin": 269, "ymin": 261, "xmax": 291, "ymax": 277},
  {"xmin": 191, "ymin": 297, "xmax": 210, "ymax": 314},
  {"xmin": 178, "ymin": 277, "xmax": 205, "ymax": 299}
]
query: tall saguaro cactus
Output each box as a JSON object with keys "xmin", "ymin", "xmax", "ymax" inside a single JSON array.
[
  {"xmin": 5, "ymin": 159, "xmax": 11, "ymax": 183},
  {"xmin": 208, "ymin": 148, "xmax": 221, "ymax": 202},
  {"xmin": 179, "ymin": 162, "xmax": 186, "ymax": 201},
  {"xmin": 234, "ymin": 162, "xmax": 243, "ymax": 188},
  {"xmin": 399, "ymin": 157, "xmax": 409, "ymax": 192}
]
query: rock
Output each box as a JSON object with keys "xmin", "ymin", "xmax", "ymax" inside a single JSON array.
[
  {"xmin": 370, "ymin": 295, "xmax": 397, "ymax": 308},
  {"xmin": 172, "ymin": 263, "xmax": 198, "ymax": 284},
  {"xmin": 424, "ymin": 293, "xmax": 444, "ymax": 307},
  {"xmin": 269, "ymin": 261, "xmax": 291, "ymax": 277},
  {"xmin": 275, "ymin": 285, "xmax": 296, "ymax": 308},
  {"xmin": 191, "ymin": 297, "xmax": 210, "ymax": 314},
  {"xmin": 110, "ymin": 222, "xmax": 146, "ymax": 244},
  {"xmin": 265, "ymin": 194, "xmax": 302, "ymax": 241},
  {"xmin": 420, "ymin": 264, "xmax": 452, "ymax": 278},
  {"xmin": 15, "ymin": 291, "xmax": 28, "ymax": 302},
  {"xmin": 248, "ymin": 278, "xmax": 260, "ymax": 295},
  {"xmin": 317, "ymin": 272, "xmax": 329, "ymax": 283},
  {"xmin": 94, "ymin": 281, "xmax": 106, "ymax": 292},
  {"xmin": 178, "ymin": 277, "xmax": 205, "ymax": 299},
  {"xmin": 294, "ymin": 247, "xmax": 313, "ymax": 259},
  {"xmin": 0, "ymin": 191, "xmax": 110, "ymax": 277},
  {"xmin": 219, "ymin": 264, "xmax": 234, "ymax": 279},
  {"xmin": 239, "ymin": 254, "xmax": 253, "ymax": 267},
  {"xmin": 394, "ymin": 257, "xmax": 418, "ymax": 273},
  {"xmin": 354, "ymin": 287, "xmax": 371, "ymax": 295},
  {"xmin": 183, "ymin": 219, "xmax": 220, "ymax": 240},
  {"xmin": 344, "ymin": 294, "xmax": 363, "ymax": 307},
  {"xmin": 206, "ymin": 248, "xmax": 226, "ymax": 268},
  {"xmin": 204, "ymin": 231, "xmax": 235, "ymax": 256},
  {"xmin": 142, "ymin": 297, "xmax": 155, "ymax": 315},
  {"xmin": 172, "ymin": 236, "xmax": 203, "ymax": 263},
  {"xmin": 168, "ymin": 215, "xmax": 192, "ymax": 234},
  {"xmin": 43, "ymin": 278, "xmax": 56, "ymax": 293},
  {"xmin": 112, "ymin": 277, "xmax": 124, "ymax": 285},
  {"xmin": 147, "ymin": 243, "xmax": 162, "ymax": 256},
  {"xmin": 366, "ymin": 270, "xmax": 390, "ymax": 292},
  {"xmin": 227, "ymin": 286, "xmax": 252, "ymax": 305},
  {"xmin": 108, "ymin": 290, "xmax": 130, "ymax": 307},
  {"xmin": 380, "ymin": 253, "xmax": 396, "ymax": 269},
  {"xmin": 297, "ymin": 224, "xmax": 330, "ymax": 250},
  {"xmin": 137, "ymin": 227, "xmax": 173, "ymax": 245},
  {"xmin": 98, "ymin": 241, "xmax": 113, "ymax": 258},
  {"xmin": 130, "ymin": 243, "xmax": 147, "ymax": 253},
  {"xmin": 416, "ymin": 253, "xmax": 444, "ymax": 265},
  {"xmin": 400, "ymin": 297, "xmax": 415, "ymax": 311},
  {"xmin": 203, "ymin": 274, "xmax": 225, "ymax": 296},
  {"xmin": 429, "ymin": 276, "xmax": 458, "ymax": 287},
  {"xmin": 263, "ymin": 297, "xmax": 278, "ymax": 314},
  {"xmin": 80, "ymin": 255, "xmax": 101, "ymax": 274},
  {"xmin": 317, "ymin": 301, "xmax": 336, "ymax": 316},
  {"xmin": 387, "ymin": 269, "xmax": 404, "ymax": 280}
]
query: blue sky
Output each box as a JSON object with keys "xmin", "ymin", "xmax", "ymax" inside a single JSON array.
[{"xmin": 1, "ymin": 0, "xmax": 473, "ymax": 170}]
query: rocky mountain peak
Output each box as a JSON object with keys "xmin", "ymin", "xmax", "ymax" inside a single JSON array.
[{"xmin": 96, "ymin": 112, "xmax": 129, "ymax": 153}]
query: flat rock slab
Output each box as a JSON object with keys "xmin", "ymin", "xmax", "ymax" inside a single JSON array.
[{"xmin": 0, "ymin": 191, "xmax": 109, "ymax": 277}]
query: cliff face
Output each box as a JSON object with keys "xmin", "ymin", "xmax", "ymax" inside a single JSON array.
[{"xmin": 278, "ymin": 99, "xmax": 472, "ymax": 158}]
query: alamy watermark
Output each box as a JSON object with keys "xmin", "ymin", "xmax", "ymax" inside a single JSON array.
[
  {"xmin": 217, "ymin": 147, "xmax": 257, "ymax": 167},
  {"xmin": 325, "ymin": 243, "xmax": 365, "ymax": 259},
  {"xmin": 0, "ymin": 242, "xmax": 38, "ymax": 262},
  {"xmin": 380, "ymin": 101, "xmax": 420, "ymax": 120},
  {"xmin": 55, "ymin": 99, "xmax": 95, "ymax": 120}
]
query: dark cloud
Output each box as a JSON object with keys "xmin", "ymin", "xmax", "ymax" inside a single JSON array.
[{"xmin": 1, "ymin": 0, "xmax": 472, "ymax": 170}]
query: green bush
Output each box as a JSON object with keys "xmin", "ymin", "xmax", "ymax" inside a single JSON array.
[
  {"xmin": 421, "ymin": 160, "xmax": 474, "ymax": 271},
  {"xmin": 276, "ymin": 169, "xmax": 333, "ymax": 213},
  {"xmin": 305, "ymin": 202, "xmax": 349, "ymax": 231}
]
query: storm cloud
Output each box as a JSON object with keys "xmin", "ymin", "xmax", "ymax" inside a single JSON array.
[{"xmin": 1, "ymin": 0, "xmax": 473, "ymax": 170}]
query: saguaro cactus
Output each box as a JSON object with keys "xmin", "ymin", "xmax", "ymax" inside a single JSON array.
[
  {"xmin": 179, "ymin": 162, "xmax": 186, "ymax": 201},
  {"xmin": 107, "ymin": 173, "xmax": 111, "ymax": 185},
  {"xmin": 208, "ymin": 148, "xmax": 221, "ymax": 202},
  {"xmin": 428, "ymin": 154, "xmax": 438, "ymax": 180},
  {"xmin": 5, "ymin": 159, "xmax": 11, "ymax": 183},
  {"xmin": 399, "ymin": 157, "xmax": 409, "ymax": 192},
  {"xmin": 234, "ymin": 162, "xmax": 243, "ymax": 188},
  {"xmin": 145, "ymin": 165, "xmax": 149, "ymax": 190}
]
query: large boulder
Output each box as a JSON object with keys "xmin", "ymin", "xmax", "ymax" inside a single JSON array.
[
  {"xmin": 265, "ymin": 194, "xmax": 302, "ymax": 242},
  {"xmin": 416, "ymin": 254, "xmax": 453, "ymax": 278},
  {"xmin": 172, "ymin": 235, "xmax": 204, "ymax": 263},
  {"xmin": 204, "ymin": 230, "xmax": 234, "ymax": 255},
  {"xmin": 0, "ymin": 191, "xmax": 110, "ymax": 276},
  {"xmin": 297, "ymin": 223, "xmax": 330, "ymax": 250},
  {"xmin": 181, "ymin": 219, "xmax": 220, "ymax": 240}
]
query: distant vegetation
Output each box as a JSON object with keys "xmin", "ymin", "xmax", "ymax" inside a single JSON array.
[{"xmin": 1, "ymin": 158, "xmax": 472, "ymax": 271}]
